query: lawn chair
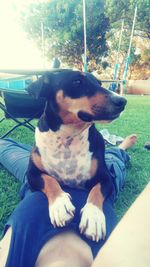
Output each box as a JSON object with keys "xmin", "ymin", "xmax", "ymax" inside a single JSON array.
[{"xmin": 0, "ymin": 75, "xmax": 46, "ymax": 138}]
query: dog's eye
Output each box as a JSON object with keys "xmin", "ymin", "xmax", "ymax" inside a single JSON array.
[{"xmin": 73, "ymin": 79, "xmax": 82, "ymax": 85}]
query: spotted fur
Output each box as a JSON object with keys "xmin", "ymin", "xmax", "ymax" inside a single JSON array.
[
  {"xmin": 26, "ymin": 69, "xmax": 127, "ymax": 241},
  {"xmin": 35, "ymin": 125, "xmax": 98, "ymax": 188}
]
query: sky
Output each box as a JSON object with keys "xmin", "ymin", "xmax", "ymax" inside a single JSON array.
[{"xmin": 0, "ymin": 0, "xmax": 48, "ymax": 69}]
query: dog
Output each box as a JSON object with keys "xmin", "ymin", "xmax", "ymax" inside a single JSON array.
[{"xmin": 26, "ymin": 69, "xmax": 127, "ymax": 243}]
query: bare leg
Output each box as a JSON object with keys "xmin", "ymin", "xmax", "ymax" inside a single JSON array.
[
  {"xmin": 0, "ymin": 227, "xmax": 12, "ymax": 267},
  {"xmin": 118, "ymin": 134, "xmax": 137, "ymax": 150},
  {"xmin": 91, "ymin": 182, "xmax": 150, "ymax": 267},
  {"xmin": 0, "ymin": 229, "xmax": 93, "ymax": 267},
  {"xmin": 35, "ymin": 231, "xmax": 93, "ymax": 267}
]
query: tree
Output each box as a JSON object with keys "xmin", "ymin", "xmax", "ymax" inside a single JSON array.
[
  {"xmin": 20, "ymin": 0, "xmax": 109, "ymax": 69},
  {"xmin": 105, "ymin": 0, "xmax": 150, "ymax": 38},
  {"xmin": 104, "ymin": 0, "xmax": 150, "ymax": 79}
]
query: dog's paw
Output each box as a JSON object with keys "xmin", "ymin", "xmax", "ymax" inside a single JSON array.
[
  {"xmin": 79, "ymin": 203, "xmax": 106, "ymax": 242},
  {"xmin": 49, "ymin": 193, "xmax": 75, "ymax": 227}
]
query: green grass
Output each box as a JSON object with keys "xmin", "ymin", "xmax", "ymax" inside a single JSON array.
[
  {"xmin": 96, "ymin": 95, "xmax": 150, "ymax": 217},
  {"xmin": 0, "ymin": 95, "xmax": 150, "ymax": 235}
]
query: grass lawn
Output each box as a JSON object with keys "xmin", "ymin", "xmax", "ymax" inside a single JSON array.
[{"xmin": 0, "ymin": 95, "xmax": 150, "ymax": 235}]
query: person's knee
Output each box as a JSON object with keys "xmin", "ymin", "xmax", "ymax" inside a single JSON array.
[
  {"xmin": 10, "ymin": 192, "xmax": 49, "ymax": 231},
  {"xmin": 0, "ymin": 227, "xmax": 12, "ymax": 267},
  {"xmin": 35, "ymin": 232, "xmax": 93, "ymax": 267}
]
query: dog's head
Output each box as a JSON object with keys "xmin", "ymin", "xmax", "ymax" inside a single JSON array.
[{"xmin": 27, "ymin": 69, "xmax": 127, "ymax": 125}]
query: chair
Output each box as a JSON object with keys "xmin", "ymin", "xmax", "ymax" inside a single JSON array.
[{"xmin": 0, "ymin": 75, "xmax": 46, "ymax": 138}]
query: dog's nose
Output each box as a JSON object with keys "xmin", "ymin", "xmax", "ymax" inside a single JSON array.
[{"xmin": 110, "ymin": 95, "xmax": 127, "ymax": 107}]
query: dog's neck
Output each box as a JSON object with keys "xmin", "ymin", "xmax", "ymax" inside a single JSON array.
[
  {"xmin": 37, "ymin": 112, "xmax": 92, "ymax": 148},
  {"xmin": 35, "ymin": 122, "xmax": 94, "ymax": 185},
  {"xmin": 56, "ymin": 123, "xmax": 91, "ymax": 142},
  {"xmin": 38, "ymin": 104, "xmax": 92, "ymax": 134}
]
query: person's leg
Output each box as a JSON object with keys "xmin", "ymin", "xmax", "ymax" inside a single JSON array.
[
  {"xmin": 0, "ymin": 192, "xmax": 53, "ymax": 267},
  {"xmin": 91, "ymin": 182, "xmax": 150, "ymax": 267},
  {"xmin": 0, "ymin": 138, "xmax": 31, "ymax": 183},
  {"xmin": 0, "ymin": 228, "xmax": 12, "ymax": 267},
  {"xmin": 35, "ymin": 232, "xmax": 93, "ymax": 267},
  {"xmin": 0, "ymin": 185, "xmax": 117, "ymax": 267},
  {"xmin": 0, "ymin": 228, "xmax": 93, "ymax": 267},
  {"xmin": 0, "ymin": 138, "xmax": 32, "ymax": 266},
  {"xmin": 0, "ymin": 135, "xmax": 137, "ymax": 267},
  {"xmin": 105, "ymin": 134, "xmax": 137, "ymax": 200},
  {"xmin": 118, "ymin": 134, "xmax": 137, "ymax": 150},
  {"xmin": 0, "ymin": 135, "xmax": 136, "ymax": 185},
  {"xmin": 0, "ymin": 187, "xmax": 94, "ymax": 267},
  {"xmin": 34, "ymin": 195, "xmax": 118, "ymax": 267}
]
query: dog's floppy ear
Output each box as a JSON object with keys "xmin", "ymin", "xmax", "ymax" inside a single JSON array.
[{"xmin": 26, "ymin": 72, "xmax": 53, "ymax": 99}]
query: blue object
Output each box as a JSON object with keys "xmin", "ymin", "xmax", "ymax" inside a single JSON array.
[
  {"xmin": 113, "ymin": 63, "xmax": 119, "ymax": 80},
  {"xmin": 109, "ymin": 83, "xmax": 117, "ymax": 92},
  {"xmin": 123, "ymin": 56, "xmax": 131, "ymax": 81},
  {"xmin": 0, "ymin": 138, "xmax": 130, "ymax": 266},
  {"xmin": 0, "ymin": 78, "xmax": 33, "ymax": 91}
]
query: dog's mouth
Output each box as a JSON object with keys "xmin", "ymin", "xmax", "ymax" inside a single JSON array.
[
  {"xmin": 78, "ymin": 111, "xmax": 94, "ymax": 122},
  {"xmin": 78, "ymin": 111, "xmax": 122, "ymax": 123}
]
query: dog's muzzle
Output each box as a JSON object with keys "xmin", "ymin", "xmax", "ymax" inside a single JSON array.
[
  {"xmin": 78, "ymin": 94, "xmax": 127, "ymax": 122},
  {"xmin": 110, "ymin": 94, "xmax": 127, "ymax": 109}
]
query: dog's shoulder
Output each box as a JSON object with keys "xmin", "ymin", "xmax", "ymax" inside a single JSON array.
[
  {"xmin": 88, "ymin": 124, "xmax": 105, "ymax": 155},
  {"xmin": 27, "ymin": 145, "xmax": 46, "ymax": 190},
  {"xmin": 27, "ymin": 145, "xmax": 44, "ymax": 172}
]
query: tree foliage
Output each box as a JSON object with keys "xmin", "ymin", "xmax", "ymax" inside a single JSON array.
[
  {"xmin": 20, "ymin": 0, "xmax": 109, "ymax": 68},
  {"xmin": 19, "ymin": 0, "xmax": 149, "ymax": 72},
  {"xmin": 103, "ymin": 0, "xmax": 150, "ymax": 78},
  {"xmin": 105, "ymin": 0, "xmax": 150, "ymax": 38}
]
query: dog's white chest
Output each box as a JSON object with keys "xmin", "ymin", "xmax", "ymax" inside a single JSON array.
[{"xmin": 35, "ymin": 127, "xmax": 93, "ymax": 187}]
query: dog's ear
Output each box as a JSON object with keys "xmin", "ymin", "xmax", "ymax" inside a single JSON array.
[{"xmin": 26, "ymin": 72, "xmax": 53, "ymax": 99}]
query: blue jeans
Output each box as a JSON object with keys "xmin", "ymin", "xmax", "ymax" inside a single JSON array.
[{"xmin": 0, "ymin": 138, "xmax": 130, "ymax": 267}]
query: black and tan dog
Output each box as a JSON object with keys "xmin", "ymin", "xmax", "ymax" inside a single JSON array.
[{"xmin": 27, "ymin": 69, "xmax": 126, "ymax": 242}]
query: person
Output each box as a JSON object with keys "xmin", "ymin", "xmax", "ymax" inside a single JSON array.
[
  {"xmin": 52, "ymin": 57, "xmax": 61, "ymax": 69},
  {"xmin": 0, "ymin": 134, "xmax": 137, "ymax": 267},
  {"xmin": 91, "ymin": 182, "xmax": 150, "ymax": 267}
]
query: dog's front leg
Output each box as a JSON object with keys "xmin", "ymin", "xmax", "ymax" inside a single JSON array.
[
  {"xmin": 79, "ymin": 183, "xmax": 106, "ymax": 242},
  {"xmin": 42, "ymin": 174, "xmax": 75, "ymax": 227}
]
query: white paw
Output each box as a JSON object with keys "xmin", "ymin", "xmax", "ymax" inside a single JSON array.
[
  {"xmin": 79, "ymin": 203, "xmax": 106, "ymax": 242},
  {"xmin": 49, "ymin": 193, "xmax": 75, "ymax": 227}
]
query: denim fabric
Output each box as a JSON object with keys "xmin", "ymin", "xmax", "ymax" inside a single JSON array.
[
  {"xmin": 0, "ymin": 138, "xmax": 130, "ymax": 266},
  {"xmin": 0, "ymin": 138, "xmax": 31, "ymax": 183},
  {"xmin": 105, "ymin": 147, "xmax": 130, "ymax": 197}
]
